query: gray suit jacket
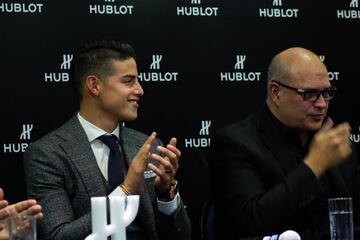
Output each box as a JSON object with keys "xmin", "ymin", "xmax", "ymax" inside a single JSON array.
[{"xmin": 24, "ymin": 115, "xmax": 191, "ymax": 240}]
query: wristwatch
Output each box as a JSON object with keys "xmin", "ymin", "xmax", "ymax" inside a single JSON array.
[{"xmin": 156, "ymin": 180, "xmax": 178, "ymax": 201}]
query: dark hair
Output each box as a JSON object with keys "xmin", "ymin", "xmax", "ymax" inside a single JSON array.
[{"xmin": 70, "ymin": 38, "xmax": 136, "ymax": 100}]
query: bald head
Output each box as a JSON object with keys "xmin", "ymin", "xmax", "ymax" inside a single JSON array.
[
  {"xmin": 266, "ymin": 47, "xmax": 331, "ymax": 134},
  {"xmin": 267, "ymin": 47, "xmax": 327, "ymax": 88}
]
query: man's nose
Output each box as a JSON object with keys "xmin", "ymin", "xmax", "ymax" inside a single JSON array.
[
  {"xmin": 135, "ymin": 80, "xmax": 144, "ymax": 96},
  {"xmin": 313, "ymin": 93, "xmax": 328, "ymax": 108}
]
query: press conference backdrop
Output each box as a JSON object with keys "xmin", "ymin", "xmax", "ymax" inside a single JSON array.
[{"xmin": 1, "ymin": 0, "xmax": 359, "ymax": 239}]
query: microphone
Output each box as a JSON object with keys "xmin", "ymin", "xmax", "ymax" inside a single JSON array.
[{"xmin": 262, "ymin": 230, "xmax": 301, "ymax": 240}]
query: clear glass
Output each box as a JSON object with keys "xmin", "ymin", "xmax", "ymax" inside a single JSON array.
[
  {"xmin": 7, "ymin": 215, "xmax": 37, "ymax": 240},
  {"xmin": 328, "ymin": 197, "xmax": 353, "ymax": 240}
]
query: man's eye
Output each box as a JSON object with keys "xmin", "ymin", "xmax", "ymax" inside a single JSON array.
[{"xmin": 306, "ymin": 91, "xmax": 319, "ymax": 96}]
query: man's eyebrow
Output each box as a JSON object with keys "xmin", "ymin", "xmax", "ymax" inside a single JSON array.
[{"xmin": 122, "ymin": 74, "xmax": 137, "ymax": 78}]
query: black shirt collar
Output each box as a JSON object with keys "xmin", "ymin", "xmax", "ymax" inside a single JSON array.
[{"xmin": 264, "ymin": 105, "xmax": 314, "ymax": 152}]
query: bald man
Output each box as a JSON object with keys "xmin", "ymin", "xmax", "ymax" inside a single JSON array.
[{"xmin": 209, "ymin": 47, "xmax": 358, "ymax": 239}]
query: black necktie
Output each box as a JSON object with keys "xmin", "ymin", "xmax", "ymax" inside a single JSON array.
[{"xmin": 98, "ymin": 134, "xmax": 124, "ymax": 189}]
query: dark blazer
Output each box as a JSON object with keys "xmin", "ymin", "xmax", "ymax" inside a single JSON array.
[
  {"xmin": 24, "ymin": 115, "xmax": 191, "ymax": 240},
  {"xmin": 209, "ymin": 106, "xmax": 359, "ymax": 240}
]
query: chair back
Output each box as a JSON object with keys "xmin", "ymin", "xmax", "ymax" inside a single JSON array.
[{"xmin": 201, "ymin": 197, "xmax": 217, "ymax": 240}]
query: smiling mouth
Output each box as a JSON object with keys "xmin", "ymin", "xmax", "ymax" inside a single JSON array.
[{"xmin": 128, "ymin": 100, "xmax": 139, "ymax": 107}]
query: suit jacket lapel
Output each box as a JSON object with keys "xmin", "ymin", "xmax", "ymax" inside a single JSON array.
[
  {"xmin": 57, "ymin": 115, "xmax": 109, "ymax": 197},
  {"xmin": 120, "ymin": 127, "xmax": 143, "ymax": 167}
]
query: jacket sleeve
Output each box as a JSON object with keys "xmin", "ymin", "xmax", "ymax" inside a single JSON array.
[
  {"xmin": 150, "ymin": 138, "xmax": 192, "ymax": 240},
  {"xmin": 157, "ymin": 200, "xmax": 191, "ymax": 240},
  {"xmin": 23, "ymin": 143, "xmax": 92, "ymax": 240}
]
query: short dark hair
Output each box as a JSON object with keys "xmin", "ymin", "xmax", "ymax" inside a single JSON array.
[{"xmin": 70, "ymin": 38, "xmax": 136, "ymax": 100}]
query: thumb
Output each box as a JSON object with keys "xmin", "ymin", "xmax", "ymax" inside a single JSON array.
[{"xmin": 168, "ymin": 137, "xmax": 177, "ymax": 147}]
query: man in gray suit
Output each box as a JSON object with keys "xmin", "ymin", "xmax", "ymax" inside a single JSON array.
[{"xmin": 23, "ymin": 39, "xmax": 191, "ymax": 240}]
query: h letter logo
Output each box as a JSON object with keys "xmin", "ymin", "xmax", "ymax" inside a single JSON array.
[
  {"xmin": 199, "ymin": 121, "xmax": 211, "ymax": 136},
  {"xmin": 85, "ymin": 196, "xmax": 139, "ymax": 240},
  {"xmin": 150, "ymin": 55, "xmax": 162, "ymax": 70},
  {"xmin": 191, "ymin": 0, "xmax": 201, "ymax": 4},
  {"xmin": 60, "ymin": 54, "xmax": 73, "ymax": 70},
  {"xmin": 234, "ymin": 55, "xmax": 246, "ymax": 70},
  {"xmin": 272, "ymin": 0, "xmax": 282, "ymax": 6},
  {"xmin": 350, "ymin": 0, "xmax": 358, "ymax": 8},
  {"xmin": 20, "ymin": 124, "xmax": 33, "ymax": 140}
]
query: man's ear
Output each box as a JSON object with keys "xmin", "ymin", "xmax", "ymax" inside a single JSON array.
[
  {"xmin": 85, "ymin": 75, "xmax": 101, "ymax": 96},
  {"xmin": 269, "ymin": 82, "xmax": 281, "ymax": 106}
]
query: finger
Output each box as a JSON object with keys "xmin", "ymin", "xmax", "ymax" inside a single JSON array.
[
  {"xmin": 137, "ymin": 132, "xmax": 157, "ymax": 163},
  {"xmin": 139, "ymin": 132, "xmax": 156, "ymax": 153},
  {"xmin": 145, "ymin": 132, "xmax": 157, "ymax": 146},
  {"xmin": 151, "ymin": 153, "xmax": 173, "ymax": 171},
  {"xmin": 147, "ymin": 163, "xmax": 162, "ymax": 175},
  {"xmin": 0, "ymin": 188, "xmax": 4, "ymax": 200},
  {"xmin": 144, "ymin": 150, "xmax": 151, "ymax": 166},
  {"xmin": 23, "ymin": 204, "xmax": 42, "ymax": 217},
  {"xmin": 339, "ymin": 122, "xmax": 351, "ymax": 136},
  {"xmin": 0, "ymin": 200, "xmax": 8, "ymax": 210},
  {"xmin": 156, "ymin": 146, "xmax": 179, "ymax": 170},
  {"xmin": 35, "ymin": 212, "xmax": 44, "ymax": 220},
  {"xmin": 144, "ymin": 132, "xmax": 156, "ymax": 151},
  {"xmin": 338, "ymin": 140, "xmax": 352, "ymax": 159},
  {"xmin": 157, "ymin": 146, "xmax": 177, "ymax": 160},
  {"xmin": 0, "ymin": 208, "xmax": 10, "ymax": 221},
  {"xmin": 147, "ymin": 163, "xmax": 173, "ymax": 179},
  {"xmin": 12, "ymin": 199, "xmax": 38, "ymax": 214},
  {"xmin": 168, "ymin": 137, "xmax": 177, "ymax": 147},
  {"xmin": 318, "ymin": 117, "xmax": 334, "ymax": 133},
  {"xmin": 332, "ymin": 122, "xmax": 351, "ymax": 139},
  {"xmin": 165, "ymin": 144, "xmax": 181, "ymax": 159},
  {"xmin": 341, "ymin": 136, "xmax": 352, "ymax": 149}
]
